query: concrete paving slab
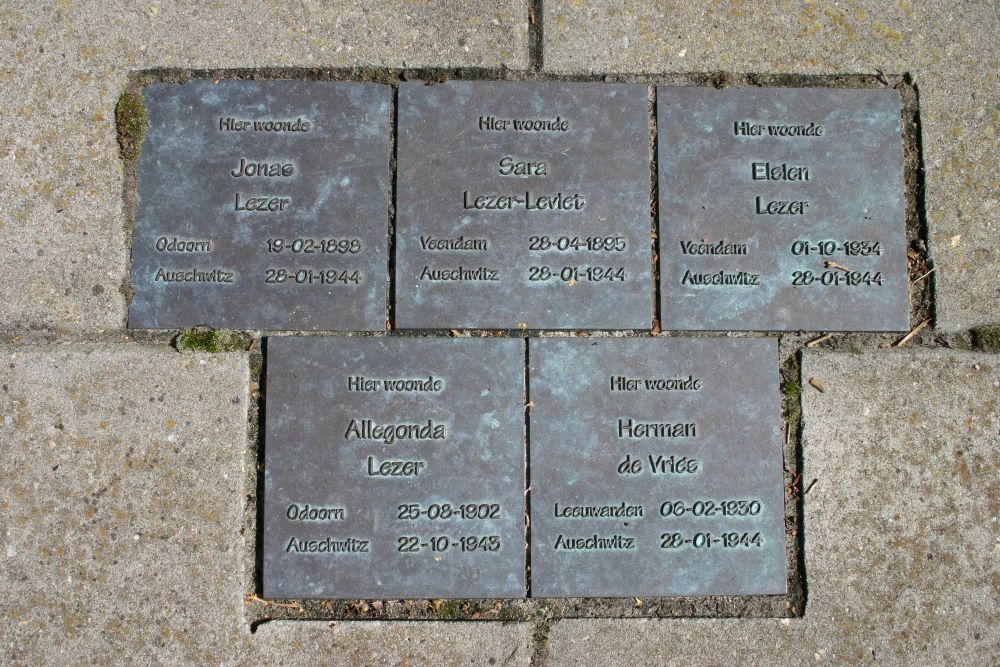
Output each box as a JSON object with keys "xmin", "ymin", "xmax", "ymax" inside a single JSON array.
[
  {"xmin": 0, "ymin": 2, "xmax": 529, "ymax": 332},
  {"xmin": 543, "ymin": 349, "xmax": 999, "ymax": 665},
  {"xmin": 544, "ymin": 1, "xmax": 999, "ymax": 332},
  {"xmin": 0, "ymin": 345, "xmax": 252, "ymax": 663},
  {"xmin": 252, "ymin": 621, "xmax": 534, "ymax": 666}
]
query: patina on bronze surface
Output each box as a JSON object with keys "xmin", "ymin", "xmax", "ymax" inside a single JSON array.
[
  {"xmin": 396, "ymin": 81, "xmax": 653, "ymax": 330},
  {"xmin": 129, "ymin": 80, "xmax": 390, "ymax": 330},
  {"xmin": 658, "ymin": 87, "xmax": 908, "ymax": 331},
  {"xmin": 263, "ymin": 336, "xmax": 526, "ymax": 599},
  {"xmin": 529, "ymin": 337, "xmax": 786, "ymax": 597}
]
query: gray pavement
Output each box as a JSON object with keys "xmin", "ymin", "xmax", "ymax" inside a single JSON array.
[{"xmin": 0, "ymin": 1, "xmax": 997, "ymax": 664}]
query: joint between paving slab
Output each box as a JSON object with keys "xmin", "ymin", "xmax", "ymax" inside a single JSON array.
[
  {"xmin": 528, "ymin": 0, "xmax": 544, "ymax": 72},
  {"xmin": 529, "ymin": 618, "xmax": 554, "ymax": 666}
]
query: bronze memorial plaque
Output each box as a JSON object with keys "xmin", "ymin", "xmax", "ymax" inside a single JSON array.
[
  {"xmin": 263, "ymin": 336, "xmax": 526, "ymax": 599},
  {"xmin": 529, "ymin": 337, "xmax": 786, "ymax": 597},
  {"xmin": 658, "ymin": 87, "xmax": 908, "ymax": 331},
  {"xmin": 129, "ymin": 81, "xmax": 390, "ymax": 330},
  {"xmin": 396, "ymin": 81, "xmax": 653, "ymax": 330}
]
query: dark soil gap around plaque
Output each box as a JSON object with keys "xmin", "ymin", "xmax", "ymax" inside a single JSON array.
[
  {"xmin": 125, "ymin": 67, "xmax": 911, "ymax": 90},
  {"xmin": 781, "ymin": 348, "xmax": 808, "ymax": 616},
  {"xmin": 900, "ymin": 75, "xmax": 934, "ymax": 328},
  {"xmin": 117, "ymin": 82, "xmax": 143, "ymax": 310},
  {"xmin": 648, "ymin": 85, "xmax": 661, "ymax": 332},
  {"xmin": 386, "ymin": 85, "xmax": 399, "ymax": 332},
  {"xmin": 523, "ymin": 338, "xmax": 533, "ymax": 598},
  {"xmin": 251, "ymin": 337, "xmax": 268, "ymax": 611}
]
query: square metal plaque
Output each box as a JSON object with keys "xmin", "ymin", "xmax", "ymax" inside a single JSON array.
[
  {"xmin": 658, "ymin": 87, "xmax": 908, "ymax": 331},
  {"xmin": 263, "ymin": 336, "xmax": 526, "ymax": 599},
  {"xmin": 528, "ymin": 337, "xmax": 786, "ymax": 597},
  {"xmin": 396, "ymin": 81, "xmax": 653, "ymax": 330},
  {"xmin": 128, "ymin": 80, "xmax": 390, "ymax": 331}
]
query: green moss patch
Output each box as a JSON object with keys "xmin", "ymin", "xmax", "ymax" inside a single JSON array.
[
  {"xmin": 438, "ymin": 600, "xmax": 462, "ymax": 618},
  {"xmin": 782, "ymin": 381, "xmax": 802, "ymax": 422},
  {"xmin": 781, "ymin": 353, "xmax": 803, "ymax": 423},
  {"xmin": 972, "ymin": 326, "xmax": 1000, "ymax": 353},
  {"xmin": 784, "ymin": 380, "xmax": 802, "ymax": 402},
  {"xmin": 175, "ymin": 327, "xmax": 249, "ymax": 353},
  {"xmin": 116, "ymin": 90, "xmax": 148, "ymax": 160}
]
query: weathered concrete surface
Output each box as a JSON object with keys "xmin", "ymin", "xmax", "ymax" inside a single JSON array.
[
  {"xmin": 545, "ymin": 1, "xmax": 1000, "ymax": 332},
  {"xmin": 0, "ymin": 345, "xmax": 533, "ymax": 665},
  {"xmin": 543, "ymin": 349, "xmax": 999, "ymax": 665},
  {"xmin": 0, "ymin": 346, "xmax": 252, "ymax": 662},
  {"xmin": 0, "ymin": 2, "xmax": 529, "ymax": 332},
  {"xmin": 253, "ymin": 622, "xmax": 534, "ymax": 666}
]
